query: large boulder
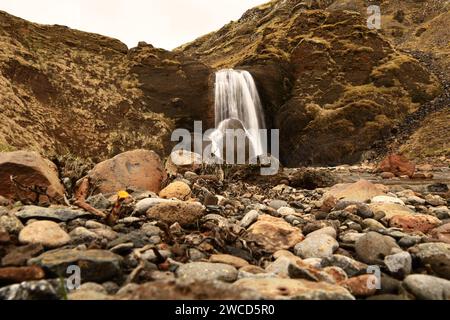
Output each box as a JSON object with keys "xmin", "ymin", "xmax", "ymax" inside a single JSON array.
[
  {"xmin": 0, "ymin": 11, "xmax": 213, "ymax": 161},
  {"xmin": 377, "ymin": 154, "xmax": 416, "ymax": 178},
  {"xmin": 0, "ymin": 151, "xmax": 65, "ymax": 204},
  {"xmin": 86, "ymin": 150, "xmax": 166, "ymax": 194}
]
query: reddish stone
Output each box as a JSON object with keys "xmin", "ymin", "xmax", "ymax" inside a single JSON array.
[
  {"xmin": 340, "ymin": 275, "xmax": 378, "ymax": 297},
  {"xmin": 0, "ymin": 151, "xmax": 65, "ymax": 204},
  {"xmin": 378, "ymin": 154, "xmax": 416, "ymax": 178},
  {"xmin": 0, "ymin": 265, "xmax": 45, "ymax": 284},
  {"xmin": 390, "ymin": 214, "xmax": 441, "ymax": 234},
  {"xmin": 86, "ymin": 149, "xmax": 167, "ymax": 194}
]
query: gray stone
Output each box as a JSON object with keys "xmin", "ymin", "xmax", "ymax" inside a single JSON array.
[
  {"xmin": 141, "ymin": 223, "xmax": 162, "ymax": 237},
  {"xmin": 15, "ymin": 206, "xmax": 91, "ymax": 222},
  {"xmin": 29, "ymin": 249, "xmax": 123, "ymax": 282},
  {"xmin": 355, "ymin": 232, "xmax": 400, "ymax": 264},
  {"xmin": 176, "ymin": 262, "xmax": 238, "ymax": 283},
  {"xmin": 268, "ymin": 200, "xmax": 289, "ymax": 210},
  {"xmin": 294, "ymin": 234, "xmax": 339, "ymax": 259},
  {"xmin": 86, "ymin": 194, "xmax": 112, "ymax": 210},
  {"xmin": 403, "ymin": 275, "xmax": 450, "ymax": 300},
  {"xmin": 240, "ymin": 210, "xmax": 260, "ymax": 228},
  {"xmin": 384, "ymin": 251, "xmax": 412, "ymax": 276},
  {"xmin": 409, "ymin": 243, "xmax": 450, "ymax": 280}
]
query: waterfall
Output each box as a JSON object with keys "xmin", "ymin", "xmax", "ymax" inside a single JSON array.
[{"xmin": 208, "ymin": 69, "xmax": 266, "ymax": 160}]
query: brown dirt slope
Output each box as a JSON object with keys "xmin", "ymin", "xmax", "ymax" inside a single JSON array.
[{"xmin": 0, "ymin": 11, "xmax": 213, "ymax": 163}]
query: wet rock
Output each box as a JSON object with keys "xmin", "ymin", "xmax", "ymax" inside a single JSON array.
[
  {"xmin": 323, "ymin": 180, "xmax": 386, "ymax": 203},
  {"xmin": 403, "ymin": 275, "xmax": 450, "ymax": 300},
  {"xmin": 0, "ymin": 215, "xmax": 24, "ymax": 235},
  {"xmin": 176, "ymin": 262, "xmax": 238, "ymax": 283},
  {"xmin": 0, "ymin": 266, "xmax": 45, "ymax": 284},
  {"xmin": 355, "ymin": 232, "xmax": 400, "ymax": 264},
  {"xmin": 146, "ymin": 201, "xmax": 205, "ymax": 226},
  {"xmin": 429, "ymin": 223, "xmax": 450, "ymax": 244},
  {"xmin": 1, "ymin": 244, "xmax": 44, "ymax": 266},
  {"xmin": 159, "ymin": 181, "xmax": 191, "ymax": 200},
  {"xmin": 389, "ymin": 214, "xmax": 441, "ymax": 233},
  {"xmin": 246, "ymin": 215, "xmax": 304, "ymax": 252},
  {"xmin": 0, "ymin": 151, "xmax": 65, "ymax": 204},
  {"xmin": 240, "ymin": 210, "xmax": 260, "ymax": 228},
  {"xmin": 209, "ymin": 254, "xmax": 249, "ymax": 269},
  {"xmin": 19, "ymin": 221, "xmax": 70, "ymax": 248},
  {"xmin": 321, "ymin": 255, "xmax": 368, "ymax": 277},
  {"xmin": 86, "ymin": 149, "xmax": 166, "ymax": 195},
  {"xmin": 15, "ymin": 206, "xmax": 91, "ymax": 222},
  {"xmin": 409, "ymin": 243, "xmax": 450, "ymax": 279},
  {"xmin": 294, "ymin": 234, "xmax": 339, "ymax": 259},
  {"xmin": 233, "ymin": 278, "xmax": 354, "ymax": 300},
  {"xmin": 29, "ymin": 249, "xmax": 123, "ymax": 282},
  {"xmin": 165, "ymin": 150, "xmax": 202, "ymax": 176},
  {"xmin": 384, "ymin": 251, "xmax": 412, "ymax": 276},
  {"xmin": 0, "ymin": 280, "xmax": 60, "ymax": 300},
  {"xmin": 378, "ymin": 154, "xmax": 416, "ymax": 178},
  {"xmin": 340, "ymin": 275, "xmax": 378, "ymax": 297}
]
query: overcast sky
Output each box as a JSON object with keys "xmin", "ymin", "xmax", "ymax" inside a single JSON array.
[{"xmin": 0, "ymin": 0, "xmax": 267, "ymax": 50}]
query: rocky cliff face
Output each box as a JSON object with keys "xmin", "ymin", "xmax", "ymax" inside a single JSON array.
[
  {"xmin": 178, "ymin": 0, "xmax": 443, "ymax": 166},
  {"xmin": 0, "ymin": 11, "xmax": 213, "ymax": 163}
]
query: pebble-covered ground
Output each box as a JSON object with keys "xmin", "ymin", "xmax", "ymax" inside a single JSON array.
[{"xmin": 0, "ymin": 152, "xmax": 449, "ymax": 300}]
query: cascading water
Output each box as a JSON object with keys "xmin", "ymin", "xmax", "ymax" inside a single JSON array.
[{"xmin": 208, "ymin": 69, "xmax": 267, "ymax": 160}]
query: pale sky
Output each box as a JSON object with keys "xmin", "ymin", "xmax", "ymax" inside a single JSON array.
[{"xmin": 0, "ymin": 0, "xmax": 268, "ymax": 50}]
